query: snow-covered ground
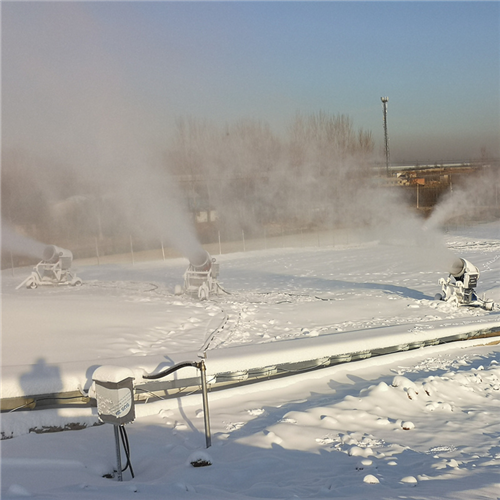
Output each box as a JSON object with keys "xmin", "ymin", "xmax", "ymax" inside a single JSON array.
[{"xmin": 2, "ymin": 222, "xmax": 500, "ymax": 499}]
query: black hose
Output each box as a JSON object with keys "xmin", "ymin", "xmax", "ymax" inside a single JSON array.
[
  {"xmin": 142, "ymin": 361, "xmax": 199, "ymax": 380},
  {"xmin": 216, "ymin": 283, "xmax": 231, "ymax": 295}
]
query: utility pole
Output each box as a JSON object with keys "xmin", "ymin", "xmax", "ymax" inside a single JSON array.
[{"xmin": 381, "ymin": 97, "xmax": 390, "ymax": 176}]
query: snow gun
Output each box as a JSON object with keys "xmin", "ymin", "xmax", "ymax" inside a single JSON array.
[
  {"xmin": 180, "ymin": 249, "xmax": 220, "ymax": 300},
  {"xmin": 16, "ymin": 245, "xmax": 82, "ymax": 289},
  {"xmin": 435, "ymin": 257, "xmax": 494, "ymax": 310}
]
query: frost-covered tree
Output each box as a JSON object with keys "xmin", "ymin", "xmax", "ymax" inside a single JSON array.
[{"xmin": 166, "ymin": 112, "xmax": 375, "ymax": 235}]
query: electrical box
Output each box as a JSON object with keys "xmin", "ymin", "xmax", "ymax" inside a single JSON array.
[{"xmin": 93, "ymin": 366, "xmax": 135, "ymax": 425}]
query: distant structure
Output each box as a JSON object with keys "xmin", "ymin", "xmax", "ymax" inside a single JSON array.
[{"xmin": 381, "ymin": 97, "xmax": 390, "ymax": 176}]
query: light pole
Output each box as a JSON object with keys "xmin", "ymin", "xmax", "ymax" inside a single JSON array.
[{"xmin": 381, "ymin": 97, "xmax": 390, "ymax": 176}]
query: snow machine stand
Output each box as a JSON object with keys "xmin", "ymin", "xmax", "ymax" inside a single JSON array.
[
  {"xmin": 436, "ymin": 258, "xmax": 494, "ymax": 311},
  {"xmin": 182, "ymin": 249, "xmax": 220, "ymax": 300},
  {"xmin": 16, "ymin": 245, "xmax": 82, "ymax": 289}
]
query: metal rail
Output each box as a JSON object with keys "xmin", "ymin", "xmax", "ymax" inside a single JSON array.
[{"xmin": 3, "ymin": 325, "xmax": 500, "ymax": 419}]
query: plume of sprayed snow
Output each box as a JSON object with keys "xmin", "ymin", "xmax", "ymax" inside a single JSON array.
[
  {"xmin": 109, "ymin": 162, "xmax": 206, "ymax": 264},
  {"xmin": 354, "ymin": 184, "xmax": 458, "ymax": 273},
  {"xmin": 426, "ymin": 167, "xmax": 500, "ymax": 231},
  {"xmin": 1, "ymin": 222, "xmax": 47, "ymax": 260},
  {"xmin": 3, "ymin": 4, "xmax": 207, "ymax": 264}
]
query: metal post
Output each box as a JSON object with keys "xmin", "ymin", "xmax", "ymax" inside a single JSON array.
[
  {"xmin": 143, "ymin": 360, "xmax": 212, "ymax": 448},
  {"xmin": 161, "ymin": 239, "xmax": 166, "ymax": 261},
  {"xmin": 242, "ymin": 230, "xmax": 246, "ymax": 252},
  {"xmin": 198, "ymin": 360, "xmax": 212, "ymax": 448},
  {"xmin": 381, "ymin": 97, "xmax": 390, "ymax": 176},
  {"xmin": 130, "ymin": 235, "xmax": 135, "ymax": 265},
  {"xmin": 95, "ymin": 237, "xmax": 100, "ymax": 266},
  {"xmin": 218, "ymin": 231, "xmax": 222, "ymax": 255},
  {"xmin": 114, "ymin": 424, "xmax": 123, "ymax": 482}
]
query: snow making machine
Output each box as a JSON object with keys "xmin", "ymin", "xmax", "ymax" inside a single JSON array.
[
  {"xmin": 435, "ymin": 257, "xmax": 494, "ymax": 310},
  {"xmin": 16, "ymin": 245, "xmax": 82, "ymax": 289},
  {"xmin": 181, "ymin": 249, "xmax": 220, "ymax": 300}
]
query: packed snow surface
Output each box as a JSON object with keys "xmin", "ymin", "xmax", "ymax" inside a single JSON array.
[{"xmin": 2, "ymin": 223, "xmax": 500, "ymax": 499}]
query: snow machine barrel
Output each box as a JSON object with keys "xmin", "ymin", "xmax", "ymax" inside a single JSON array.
[
  {"xmin": 42, "ymin": 245, "xmax": 73, "ymax": 270},
  {"xmin": 448, "ymin": 258, "xmax": 479, "ymax": 289},
  {"xmin": 16, "ymin": 244, "xmax": 82, "ymax": 289},
  {"xmin": 182, "ymin": 249, "xmax": 220, "ymax": 300},
  {"xmin": 189, "ymin": 249, "xmax": 213, "ymax": 272},
  {"xmin": 436, "ymin": 257, "xmax": 493, "ymax": 310}
]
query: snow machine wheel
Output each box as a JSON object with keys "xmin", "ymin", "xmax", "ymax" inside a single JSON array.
[
  {"xmin": 174, "ymin": 284, "xmax": 183, "ymax": 295},
  {"xmin": 71, "ymin": 279, "xmax": 83, "ymax": 287},
  {"xmin": 27, "ymin": 278, "xmax": 37, "ymax": 289},
  {"xmin": 198, "ymin": 283, "xmax": 209, "ymax": 301},
  {"xmin": 434, "ymin": 293, "xmax": 443, "ymax": 301}
]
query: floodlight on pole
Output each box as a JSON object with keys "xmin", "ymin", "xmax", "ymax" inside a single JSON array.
[{"xmin": 381, "ymin": 97, "xmax": 390, "ymax": 176}]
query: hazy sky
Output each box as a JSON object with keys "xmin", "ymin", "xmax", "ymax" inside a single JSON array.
[{"xmin": 3, "ymin": 1, "xmax": 499, "ymax": 163}]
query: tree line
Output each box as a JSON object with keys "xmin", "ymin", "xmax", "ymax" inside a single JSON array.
[{"xmin": 2, "ymin": 112, "xmax": 375, "ymax": 258}]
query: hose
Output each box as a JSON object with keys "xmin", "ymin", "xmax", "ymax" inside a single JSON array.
[
  {"xmin": 142, "ymin": 361, "xmax": 199, "ymax": 380},
  {"xmin": 216, "ymin": 282, "xmax": 231, "ymax": 295}
]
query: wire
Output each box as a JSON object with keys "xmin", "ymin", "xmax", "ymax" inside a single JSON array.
[
  {"xmin": 8, "ymin": 402, "xmax": 34, "ymax": 413},
  {"xmin": 6, "ymin": 394, "xmax": 88, "ymax": 413},
  {"xmin": 200, "ymin": 311, "xmax": 230, "ymax": 352},
  {"xmin": 119, "ymin": 425, "xmax": 135, "ymax": 478},
  {"xmin": 276, "ymin": 357, "xmax": 332, "ymax": 375},
  {"xmin": 134, "ymin": 387, "xmax": 163, "ymax": 403}
]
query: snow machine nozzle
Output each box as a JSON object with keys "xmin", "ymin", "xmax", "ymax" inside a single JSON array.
[
  {"xmin": 42, "ymin": 245, "xmax": 73, "ymax": 270},
  {"xmin": 436, "ymin": 257, "xmax": 494, "ymax": 310},
  {"xmin": 16, "ymin": 244, "xmax": 82, "ymax": 290},
  {"xmin": 189, "ymin": 249, "xmax": 213, "ymax": 272}
]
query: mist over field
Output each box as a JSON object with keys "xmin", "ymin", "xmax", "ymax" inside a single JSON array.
[
  {"xmin": 2, "ymin": 1, "xmax": 498, "ymax": 270},
  {"xmin": 2, "ymin": 107, "xmax": 380, "ymax": 259},
  {"xmin": 3, "ymin": 102, "xmax": 496, "ymax": 276}
]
